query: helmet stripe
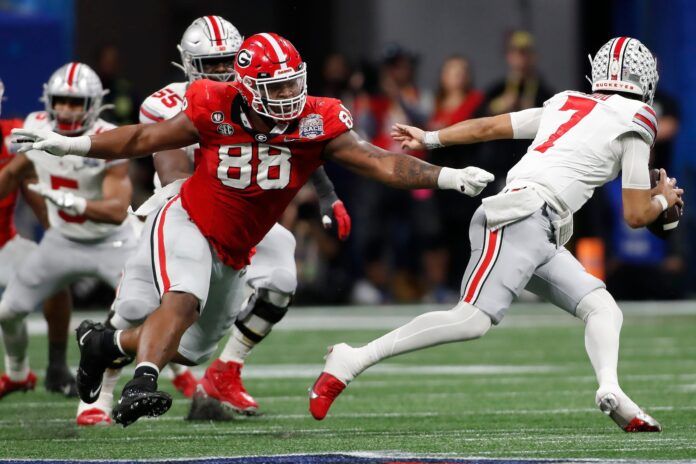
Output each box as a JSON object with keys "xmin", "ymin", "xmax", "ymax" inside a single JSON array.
[
  {"xmin": 67, "ymin": 62, "xmax": 79, "ymax": 87},
  {"xmin": 258, "ymin": 33, "xmax": 288, "ymax": 68},
  {"xmin": 610, "ymin": 36, "xmax": 628, "ymax": 80},
  {"xmin": 206, "ymin": 15, "xmax": 223, "ymax": 45}
]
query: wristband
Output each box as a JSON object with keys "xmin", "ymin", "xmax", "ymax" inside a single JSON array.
[
  {"xmin": 653, "ymin": 194, "xmax": 669, "ymax": 212},
  {"xmin": 72, "ymin": 135, "xmax": 92, "ymax": 156},
  {"xmin": 423, "ymin": 131, "xmax": 444, "ymax": 149},
  {"xmin": 437, "ymin": 167, "xmax": 458, "ymax": 190}
]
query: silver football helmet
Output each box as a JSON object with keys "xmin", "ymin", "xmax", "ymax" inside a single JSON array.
[
  {"xmin": 175, "ymin": 15, "xmax": 243, "ymax": 82},
  {"xmin": 589, "ymin": 37, "xmax": 658, "ymax": 105},
  {"xmin": 42, "ymin": 62, "xmax": 109, "ymax": 135}
]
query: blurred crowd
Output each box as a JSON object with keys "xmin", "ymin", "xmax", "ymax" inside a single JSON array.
[{"xmin": 19, "ymin": 31, "xmax": 685, "ymax": 306}]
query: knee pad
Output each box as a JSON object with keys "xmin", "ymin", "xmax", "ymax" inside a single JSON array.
[
  {"xmin": 234, "ymin": 288, "xmax": 291, "ymax": 343},
  {"xmin": 105, "ymin": 309, "xmax": 141, "ymax": 330},
  {"xmin": 576, "ymin": 288, "xmax": 623, "ymax": 328},
  {"xmin": 450, "ymin": 301, "xmax": 493, "ymax": 339},
  {"xmin": 262, "ymin": 268, "xmax": 297, "ymax": 297}
]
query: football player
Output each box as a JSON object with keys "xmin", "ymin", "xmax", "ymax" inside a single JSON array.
[
  {"xmin": 14, "ymin": 33, "xmax": 493, "ymax": 426},
  {"xmin": 0, "ymin": 79, "xmax": 75, "ymax": 399},
  {"xmin": 0, "ymin": 64, "xmax": 138, "ymax": 409},
  {"xmin": 78, "ymin": 17, "xmax": 353, "ymax": 425},
  {"xmin": 309, "ymin": 37, "xmax": 680, "ymax": 433}
]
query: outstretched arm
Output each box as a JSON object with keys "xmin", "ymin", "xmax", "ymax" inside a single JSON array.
[
  {"xmin": 13, "ymin": 112, "xmax": 199, "ymax": 160},
  {"xmin": 324, "ymin": 130, "xmax": 493, "ymax": 196},
  {"xmin": 391, "ymin": 108, "xmax": 543, "ymax": 151}
]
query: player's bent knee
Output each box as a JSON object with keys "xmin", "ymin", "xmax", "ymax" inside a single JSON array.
[
  {"xmin": 110, "ymin": 302, "xmax": 149, "ymax": 329},
  {"xmin": 264, "ymin": 268, "xmax": 297, "ymax": 297},
  {"xmin": 0, "ymin": 299, "xmax": 26, "ymax": 323},
  {"xmin": 450, "ymin": 301, "xmax": 492, "ymax": 339},
  {"xmin": 575, "ymin": 288, "xmax": 623, "ymax": 327}
]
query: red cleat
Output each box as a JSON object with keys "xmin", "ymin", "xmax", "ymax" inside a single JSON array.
[
  {"xmin": 309, "ymin": 372, "xmax": 347, "ymax": 420},
  {"xmin": 0, "ymin": 372, "xmax": 37, "ymax": 399},
  {"xmin": 199, "ymin": 359, "xmax": 259, "ymax": 415},
  {"xmin": 76, "ymin": 407, "xmax": 112, "ymax": 426},
  {"xmin": 623, "ymin": 412, "xmax": 662, "ymax": 432},
  {"xmin": 172, "ymin": 370, "xmax": 198, "ymax": 398}
]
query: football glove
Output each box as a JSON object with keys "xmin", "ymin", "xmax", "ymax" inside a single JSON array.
[
  {"xmin": 11, "ymin": 128, "xmax": 91, "ymax": 157},
  {"xmin": 27, "ymin": 183, "xmax": 87, "ymax": 215},
  {"xmin": 437, "ymin": 167, "xmax": 494, "ymax": 197},
  {"xmin": 320, "ymin": 199, "xmax": 351, "ymax": 241}
]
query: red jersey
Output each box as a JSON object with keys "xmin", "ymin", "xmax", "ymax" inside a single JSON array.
[
  {"xmin": 0, "ymin": 119, "xmax": 23, "ymax": 248},
  {"xmin": 181, "ymin": 79, "xmax": 352, "ymax": 269}
]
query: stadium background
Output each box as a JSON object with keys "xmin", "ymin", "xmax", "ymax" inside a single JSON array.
[{"xmin": 0, "ymin": 0, "xmax": 694, "ymax": 306}]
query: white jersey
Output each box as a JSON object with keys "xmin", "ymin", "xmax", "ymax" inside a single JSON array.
[
  {"xmin": 139, "ymin": 82, "xmax": 198, "ymax": 189},
  {"xmin": 507, "ymin": 90, "xmax": 657, "ymax": 213},
  {"xmin": 23, "ymin": 112, "xmax": 128, "ymax": 240}
]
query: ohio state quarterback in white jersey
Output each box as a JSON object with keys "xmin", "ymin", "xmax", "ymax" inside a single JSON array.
[
  {"xmin": 0, "ymin": 63, "xmax": 137, "ymax": 422},
  {"xmin": 311, "ymin": 37, "xmax": 682, "ymax": 433}
]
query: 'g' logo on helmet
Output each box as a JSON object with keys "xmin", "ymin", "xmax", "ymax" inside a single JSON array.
[{"xmin": 236, "ymin": 50, "xmax": 252, "ymax": 68}]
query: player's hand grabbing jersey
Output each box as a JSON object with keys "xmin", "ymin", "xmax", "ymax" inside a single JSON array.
[
  {"xmin": 140, "ymin": 82, "xmax": 199, "ymax": 188},
  {"xmin": 22, "ymin": 111, "xmax": 127, "ymax": 240},
  {"xmin": 507, "ymin": 90, "xmax": 658, "ymax": 213},
  {"xmin": 180, "ymin": 79, "xmax": 352, "ymax": 269},
  {"xmin": 0, "ymin": 118, "xmax": 23, "ymax": 247}
]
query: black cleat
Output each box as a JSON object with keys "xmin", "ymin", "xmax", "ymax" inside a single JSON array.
[
  {"xmin": 113, "ymin": 377, "xmax": 172, "ymax": 427},
  {"xmin": 44, "ymin": 365, "xmax": 78, "ymax": 398},
  {"xmin": 76, "ymin": 320, "xmax": 115, "ymax": 404}
]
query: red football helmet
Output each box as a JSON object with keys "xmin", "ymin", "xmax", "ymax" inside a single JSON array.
[{"xmin": 234, "ymin": 33, "xmax": 307, "ymax": 121}]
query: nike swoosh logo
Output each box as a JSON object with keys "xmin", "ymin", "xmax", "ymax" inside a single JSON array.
[
  {"xmin": 309, "ymin": 390, "xmax": 319, "ymax": 400},
  {"xmin": 283, "ymin": 137, "xmax": 301, "ymax": 142},
  {"xmin": 90, "ymin": 384, "xmax": 102, "ymax": 399},
  {"xmin": 79, "ymin": 330, "xmax": 92, "ymax": 347}
]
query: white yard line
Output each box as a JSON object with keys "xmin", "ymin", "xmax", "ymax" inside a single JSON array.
[{"xmin": 22, "ymin": 301, "xmax": 696, "ymax": 335}]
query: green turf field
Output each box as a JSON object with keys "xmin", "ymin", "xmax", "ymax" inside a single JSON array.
[{"xmin": 1, "ymin": 303, "xmax": 695, "ymax": 461}]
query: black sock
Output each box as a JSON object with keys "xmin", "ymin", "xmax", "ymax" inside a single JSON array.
[
  {"xmin": 99, "ymin": 329, "xmax": 124, "ymax": 362},
  {"xmin": 47, "ymin": 341, "xmax": 67, "ymax": 368},
  {"xmin": 133, "ymin": 363, "xmax": 159, "ymax": 384}
]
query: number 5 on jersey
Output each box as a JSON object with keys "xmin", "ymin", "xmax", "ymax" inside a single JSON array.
[{"xmin": 218, "ymin": 143, "xmax": 292, "ymax": 190}]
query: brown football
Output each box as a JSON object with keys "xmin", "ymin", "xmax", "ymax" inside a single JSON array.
[{"xmin": 647, "ymin": 168, "xmax": 682, "ymax": 239}]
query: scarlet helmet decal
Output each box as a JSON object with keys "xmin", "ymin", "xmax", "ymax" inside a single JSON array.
[{"xmin": 234, "ymin": 33, "xmax": 307, "ymax": 121}]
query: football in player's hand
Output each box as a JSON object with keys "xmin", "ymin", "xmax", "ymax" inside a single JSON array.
[{"xmin": 647, "ymin": 168, "xmax": 682, "ymax": 239}]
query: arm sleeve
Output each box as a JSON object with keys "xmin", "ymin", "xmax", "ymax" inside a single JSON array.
[
  {"xmin": 620, "ymin": 133, "xmax": 651, "ymax": 190},
  {"xmin": 509, "ymin": 107, "xmax": 543, "ymax": 139}
]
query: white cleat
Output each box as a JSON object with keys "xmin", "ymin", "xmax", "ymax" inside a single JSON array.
[{"xmin": 596, "ymin": 387, "xmax": 662, "ymax": 432}]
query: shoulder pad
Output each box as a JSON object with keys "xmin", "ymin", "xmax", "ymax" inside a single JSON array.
[
  {"xmin": 631, "ymin": 105, "xmax": 658, "ymax": 146},
  {"xmin": 23, "ymin": 111, "xmax": 50, "ymax": 130},
  {"xmin": 140, "ymin": 82, "xmax": 187, "ymax": 123}
]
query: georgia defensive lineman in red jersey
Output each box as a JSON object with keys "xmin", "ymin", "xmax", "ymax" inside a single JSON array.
[{"xmin": 14, "ymin": 33, "xmax": 494, "ymax": 426}]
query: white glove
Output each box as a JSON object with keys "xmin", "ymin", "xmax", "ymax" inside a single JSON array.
[
  {"xmin": 27, "ymin": 183, "xmax": 87, "ymax": 215},
  {"xmin": 11, "ymin": 128, "xmax": 91, "ymax": 157},
  {"xmin": 437, "ymin": 166, "xmax": 495, "ymax": 197}
]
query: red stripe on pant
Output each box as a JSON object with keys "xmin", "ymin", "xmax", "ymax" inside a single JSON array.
[
  {"xmin": 157, "ymin": 195, "xmax": 179, "ymax": 292},
  {"xmin": 463, "ymin": 229, "xmax": 499, "ymax": 303}
]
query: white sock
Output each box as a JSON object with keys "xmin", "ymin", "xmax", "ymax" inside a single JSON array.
[
  {"xmin": 328, "ymin": 302, "xmax": 492, "ymax": 382},
  {"xmin": 168, "ymin": 363, "xmax": 189, "ymax": 376},
  {"xmin": 576, "ymin": 289, "xmax": 622, "ymax": 388},
  {"xmin": 77, "ymin": 368, "xmax": 120, "ymax": 415},
  {"xmin": 219, "ymin": 328, "xmax": 254, "ymax": 364},
  {"xmin": 0, "ymin": 306, "xmax": 29, "ymax": 381}
]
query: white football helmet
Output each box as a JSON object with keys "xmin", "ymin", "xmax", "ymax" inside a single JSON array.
[
  {"xmin": 42, "ymin": 62, "xmax": 109, "ymax": 135},
  {"xmin": 175, "ymin": 16, "xmax": 243, "ymax": 82},
  {"xmin": 589, "ymin": 37, "xmax": 658, "ymax": 105}
]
